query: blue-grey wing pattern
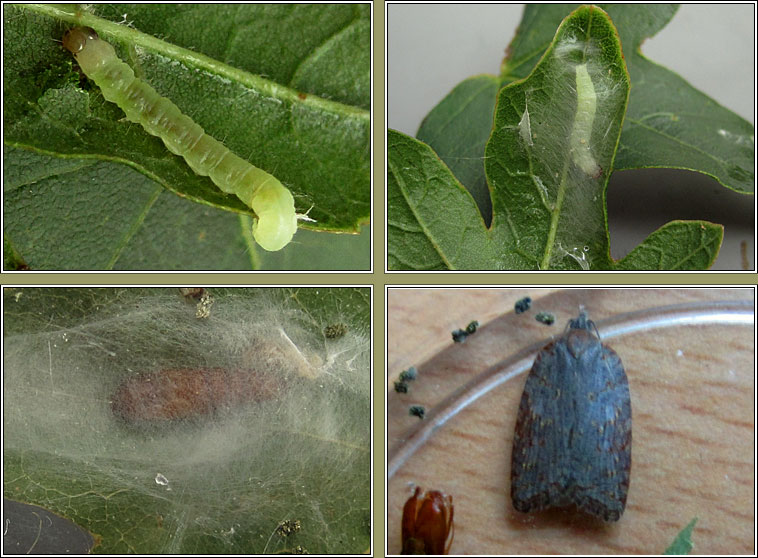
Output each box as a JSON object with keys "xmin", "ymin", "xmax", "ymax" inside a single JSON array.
[{"xmin": 511, "ymin": 312, "xmax": 631, "ymax": 521}]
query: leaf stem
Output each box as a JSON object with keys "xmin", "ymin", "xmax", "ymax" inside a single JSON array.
[{"xmin": 539, "ymin": 164, "xmax": 569, "ymax": 270}]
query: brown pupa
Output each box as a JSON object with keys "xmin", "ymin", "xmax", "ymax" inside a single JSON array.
[{"xmin": 111, "ymin": 368, "xmax": 285, "ymax": 424}]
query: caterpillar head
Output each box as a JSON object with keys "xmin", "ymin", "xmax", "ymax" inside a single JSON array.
[
  {"xmin": 62, "ymin": 26, "xmax": 97, "ymax": 55},
  {"xmin": 249, "ymin": 178, "xmax": 298, "ymax": 251},
  {"xmin": 62, "ymin": 26, "xmax": 116, "ymax": 74}
]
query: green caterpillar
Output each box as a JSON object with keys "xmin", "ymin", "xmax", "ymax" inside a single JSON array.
[
  {"xmin": 63, "ymin": 26, "xmax": 298, "ymax": 252},
  {"xmin": 569, "ymin": 63, "xmax": 601, "ymax": 178}
]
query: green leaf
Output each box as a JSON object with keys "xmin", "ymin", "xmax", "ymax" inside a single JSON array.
[
  {"xmin": 486, "ymin": 6, "xmax": 630, "ymax": 271},
  {"xmin": 3, "ymin": 287, "xmax": 371, "ymax": 554},
  {"xmin": 615, "ymin": 221, "xmax": 722, "ymax": 270},
  {"xmin": 389, "ymin": 5, "xmax": 732, "ymax": 270},
  {"xmin": 663, "ymin": 517, "xmax": 698, "ymax": 555},
  {"xmin": 388, "ymin": 129, "xmax": 493, "ymax": 270},
  {"xmin": 3, "ymin": 4, "xmax": 370, "ymax": 270},
  {"xmin": 605, "ymin": 7, "xmax": 753, "ymax": 195},
  {"xmin": 422, "ymin": 5, "xmax": 752, "ymax": 199},
  {"xmin": 3, "ymin": 147, "xmax": 371, "ymax": 270},
  {"xmin": 417, "ymin": 75, "xmax": 500, "ymax": 225}
]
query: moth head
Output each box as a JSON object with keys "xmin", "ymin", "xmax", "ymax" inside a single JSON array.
[
  {"xmin": 567, "ymin": 309, "xmax": 600, "ymax": 339},
  {"xmin": 249, "ymin": 178, "xmax": 298, "ymax": 251}
]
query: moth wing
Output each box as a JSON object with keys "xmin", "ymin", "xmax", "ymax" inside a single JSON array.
[
  {"xmin": 570, "ymin": 341, "xmax": 631, "ymax": 521},
  {"xmin": 511, "ymin": 335, "xmax": 631, "ymax": 521},
  {"xmin": 511, "ymin": 339, "xmax": 577, "ymax": 512}
]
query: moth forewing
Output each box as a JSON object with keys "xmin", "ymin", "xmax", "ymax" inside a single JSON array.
[{"xmin": 62, "ymin": 26, "xmax": 298, "ymax": 252}]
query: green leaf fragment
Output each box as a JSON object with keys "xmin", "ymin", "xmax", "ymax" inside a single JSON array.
[
  {"xmin": 663, "ymin": 517, "xmax": 698, "ymax": 555},
  {"xmin": 615, "ymin": 221, "xmax": 723, "ymax": 270}
]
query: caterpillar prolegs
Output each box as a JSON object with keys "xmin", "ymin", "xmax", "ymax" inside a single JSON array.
[{"xmin": 62, "ymin": 27, "xmax": 298, "ymax": 252}]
